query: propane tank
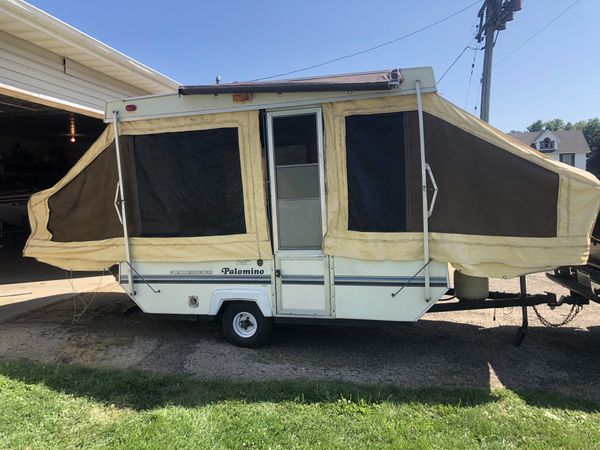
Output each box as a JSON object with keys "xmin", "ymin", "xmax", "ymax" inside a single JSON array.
[{"xmin": 454, "ymin": 271, "xmax": 489, "ymax": 301}]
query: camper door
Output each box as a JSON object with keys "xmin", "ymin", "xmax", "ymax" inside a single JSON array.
[{"xmin": 266, "ymin": 109, "xmax": 331, "ymax": 316}]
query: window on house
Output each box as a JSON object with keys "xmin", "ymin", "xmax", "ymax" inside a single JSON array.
[
  {"xmin": 540, "ymin": 138, "xmax": 554, "ymax": 150},
  {"xmin": 559, "ymin": 153, "xmax": 575, "ymax": 166}
]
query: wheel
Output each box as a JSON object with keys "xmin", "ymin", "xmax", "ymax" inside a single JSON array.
[{"xmin": 222, "ymin": 302, "xmax": 272, "ymax": 348}]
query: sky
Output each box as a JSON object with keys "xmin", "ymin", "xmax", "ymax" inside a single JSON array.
[{"xmin": 27, "ymin": 0, "xmax": 599, "ymax": 132}]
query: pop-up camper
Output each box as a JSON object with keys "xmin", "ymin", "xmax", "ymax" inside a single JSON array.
[{"xmin": 24, "ymin": 67, "xmax": 600, "ymax": 346}]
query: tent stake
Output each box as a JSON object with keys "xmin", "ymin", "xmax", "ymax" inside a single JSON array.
[
  {"xmin": 113, "ymin": 110, "xmax": 134, "ymax": 296},
  {"xmin": 415, "ymin": 79, "xmax": 431, "ymax": 302}
]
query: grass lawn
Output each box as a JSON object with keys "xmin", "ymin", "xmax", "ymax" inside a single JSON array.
[{"xmin": 0, "ymin": 360, "xmax": 598, "ymax": 449}]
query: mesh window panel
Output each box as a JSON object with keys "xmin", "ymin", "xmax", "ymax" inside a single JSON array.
[
  {"xmin": 132, "ymin": 128, "xmax": 246, "ymax": 237},
  {"xmin": 48, "ymin": 142, "xmax": 126, "ymax": 242},
  {"xmin": 345, "ymin": 112, "xmax": 407, "ymax": 232}
]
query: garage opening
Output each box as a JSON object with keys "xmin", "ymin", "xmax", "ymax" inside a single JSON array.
[{"xmin": 0, "ymin": 94, "xmax": 105, "ymax": 283}]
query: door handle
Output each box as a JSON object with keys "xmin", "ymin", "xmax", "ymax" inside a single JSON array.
[{"xmin": 275, "ymin": 269, "xmax": 281, "ymax": 278}]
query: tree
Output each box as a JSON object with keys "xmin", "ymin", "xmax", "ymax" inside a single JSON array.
[
  {"xmin": 582, "ymin": 118, "xmax": 600, "ymax": 177},
  {"xmin": 582, "ymin": 118, "xmax": 600, "ymax": 151},
  {"xmin": 587, "ymin": 149, "xmax": 600, "ymax": 176},
  {"xmin": 543, "ymin": 118, "xmax": 565, "ymax": 131},
  {"xmin": 526, "ymin": 120, "xmax": 544, "ymax": 132}
]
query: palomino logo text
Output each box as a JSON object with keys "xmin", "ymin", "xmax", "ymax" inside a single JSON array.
[{"xmin": 222, "ymin": 267, "xmax": 265, "ymax": 275}]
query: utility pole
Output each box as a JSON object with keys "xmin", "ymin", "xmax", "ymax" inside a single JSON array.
[
  {"xmin": 476, "ymin": 1, "xmax": 527, "ymax": 346},
  {"xmin": 476, "ymin": 0, "xmax": 522, "ymax": 122}
]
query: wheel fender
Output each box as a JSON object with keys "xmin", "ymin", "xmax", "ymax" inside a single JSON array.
[{"xmin": 209, "ymin": 288, "xmax": 273, "ymax": 317}]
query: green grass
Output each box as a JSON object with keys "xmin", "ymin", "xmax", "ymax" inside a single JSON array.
[{"xmin": 0, "ymin": 360, "xmax": 598, "ymax": 449}]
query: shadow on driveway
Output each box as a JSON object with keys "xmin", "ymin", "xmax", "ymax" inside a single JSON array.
[{"xmin": 0, "ymin": 293, "xmax": 598, "ymax": 406}]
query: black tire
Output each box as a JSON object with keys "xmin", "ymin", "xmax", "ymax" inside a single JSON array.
[{"xmin": 222, "ymin": 302, "xmax": 272, "ymax": 348}]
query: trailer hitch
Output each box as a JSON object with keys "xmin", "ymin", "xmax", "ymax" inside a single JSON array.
[{"xmin": 429, "ymin": 275, "xmax": 588, "ymax": 346}]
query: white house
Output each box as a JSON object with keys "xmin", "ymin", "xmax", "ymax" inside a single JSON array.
[
  {"xmin": 0, "ymin": 0, "xmax": 178, "ymax": 117},
  {"xmin": 509, "ymin": 129, "xmax": 589, "ymax": 170}
]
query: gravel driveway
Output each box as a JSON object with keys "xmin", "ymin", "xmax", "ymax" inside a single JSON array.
[{"xmin": 1, "ymin": 272, "xmax": 599, "ymax": 402}]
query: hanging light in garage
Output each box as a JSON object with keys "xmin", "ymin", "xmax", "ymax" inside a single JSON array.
[{"xmin": 69, "ymin": 114, "xmax": 76, "ymax": 143}]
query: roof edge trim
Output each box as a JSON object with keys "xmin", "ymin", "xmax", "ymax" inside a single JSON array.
[{"xmin": 0, "ymin": 0, "xmax": 180, "ymax": 92}]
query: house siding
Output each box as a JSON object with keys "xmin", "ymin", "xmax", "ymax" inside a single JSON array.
[
  {"xmin": 0, "ymin": 30, "xmax": 148, "ymax": 117},
  {"xmin": 543, "ymin": 153, "xmax": 586, "ymax": 170}
]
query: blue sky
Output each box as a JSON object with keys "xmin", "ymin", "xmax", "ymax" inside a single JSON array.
[{"xmin": 28, "ymin": 0, "xmax": 598, "ymax": 132}]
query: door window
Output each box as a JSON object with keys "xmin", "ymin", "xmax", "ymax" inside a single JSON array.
[{"xmin": 272, "ymin": 113, "xmax": 322, "ymax": 250}]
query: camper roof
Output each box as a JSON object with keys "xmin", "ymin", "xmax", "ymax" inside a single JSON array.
[
  {"xmin": 105, "ymin": 67, "xmax": 437, "ymax": 123},
  {"xmin": 179, "ymin": 69, "xmax": 403, "ymax": 95}
]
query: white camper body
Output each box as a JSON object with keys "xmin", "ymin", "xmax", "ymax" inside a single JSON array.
[
  {"xmin": 110, "ymin": 68, "xmax": 449, "ymax": 337},
  {"xmin": 27, "ymin": 66, "xmax": 600, "ymax": 346},
  {"xmin": 120, "ymin": 257, "xmax": 449, "ymax": 322}
]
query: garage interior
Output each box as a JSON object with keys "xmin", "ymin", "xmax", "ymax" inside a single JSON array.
[
  {"xmin": 0, "ymin": 0, "xmax": 179, "ymax": 287},
  {"xmin": 0, "ymin": 94, "xmax": 105, "ymax": 282}
]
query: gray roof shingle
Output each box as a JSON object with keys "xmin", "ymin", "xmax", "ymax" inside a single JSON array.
[{"xmin": 509, "ymin": 130, "xmax": 590, "ymax": 154}]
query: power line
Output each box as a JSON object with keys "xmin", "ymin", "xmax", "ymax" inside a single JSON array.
[
  {"xmin": 251, "ymin": 0, "xmax": 483, "ymax": 82},
  {"xmin": 495, "ymin": 0, "xmax": 583, "ymax": 66},
  {"xmin": 437, "ymin": 40, "xmax": 476, "ymax": 84},
  {"xmin": 464, "ymin": 44, "xmax": 480, "ymax": 109},
  {"xmin": 474, "ymin": 63, "xmax": 483, "ymax": 115}
]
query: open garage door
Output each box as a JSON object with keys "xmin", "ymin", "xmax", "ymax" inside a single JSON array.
[{"xmin": 0, "ymin": 93, "xmax": 104, "ymax": 282}]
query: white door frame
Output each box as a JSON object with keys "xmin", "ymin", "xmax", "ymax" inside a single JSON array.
[
  {"xmin": 266, "ymin": 107, "xmax": 327, "ymax": 256},
  {"xmin": 266, "ymin": 107, "xmax": 331, "ymax": 316}
]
